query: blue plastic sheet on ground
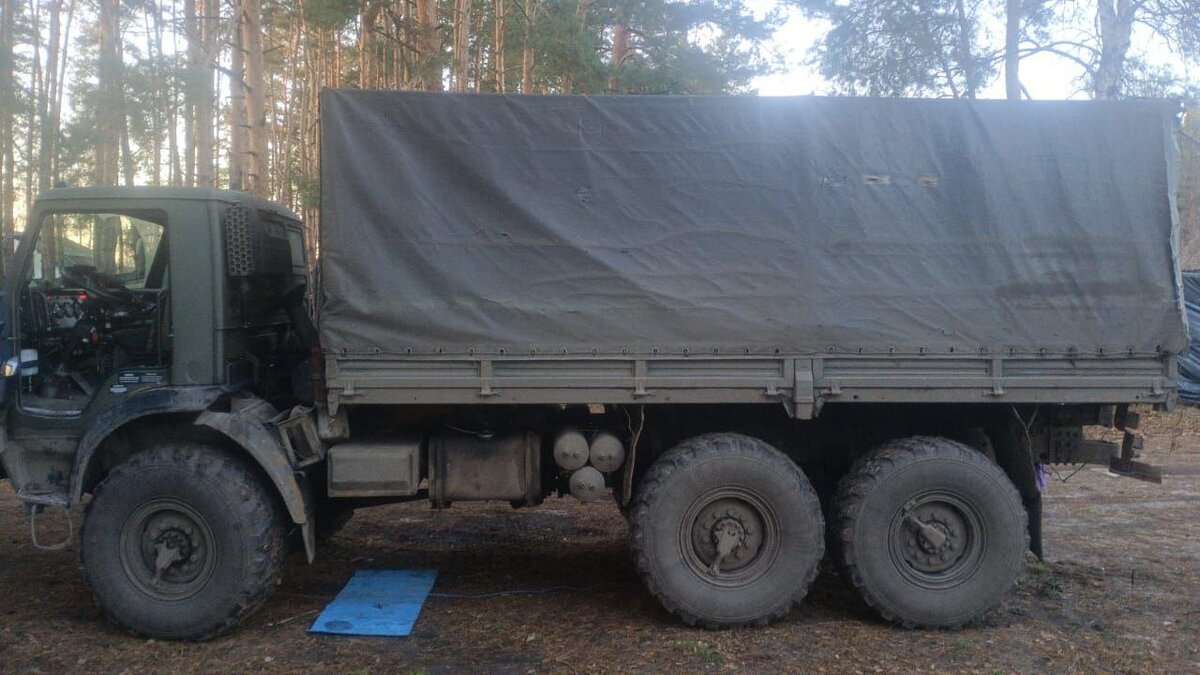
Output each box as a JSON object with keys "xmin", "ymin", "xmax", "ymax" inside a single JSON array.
[
  {"xmin": 309, "ymin": 569, "xmax": 438, "ymax": 637},
  {"xmin": 1179, "ymin": 272, "xmax": 1200, "ymax": 406}
]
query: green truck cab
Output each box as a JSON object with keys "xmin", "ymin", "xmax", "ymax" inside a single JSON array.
[{"xmin": 1, "ymin": 187, "xmax": 317, "ymax": 638}]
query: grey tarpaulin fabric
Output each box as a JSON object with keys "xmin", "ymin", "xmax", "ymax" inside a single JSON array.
[
  {"xmin": 1178, "ymin": 272, "xmax": 1200, "ymax": 404},
  {"xmin": 319, "ymin": 90, "xmax": 1186, "ymax": 357}
]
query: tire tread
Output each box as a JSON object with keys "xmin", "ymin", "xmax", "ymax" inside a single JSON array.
[
  {"xmin": 80, "ymin": 442, "xmax": 287, "ymax": 641},
  {"xmin": 629, "ymin": 433, "xmax": 824, "ymax": 629},
  {"xmin": 832, "ymin": 436, "xmax": 1029, "ymax": 629}
]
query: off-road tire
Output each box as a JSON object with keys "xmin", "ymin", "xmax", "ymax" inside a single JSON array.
[
  {"xmin": 832, "ymin": 436, "xmax": 1028, "ymax": 629},
  {"xmin": 81, "ymin": 443, "xmax": 287, "ymax": 641},
  {"xmin": 630, "ymin": 433, "xmax": 825, "ymax": 628}
]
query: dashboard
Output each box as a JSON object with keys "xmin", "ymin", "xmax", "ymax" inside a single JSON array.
[{"xmin": 38, "ymin": 289, "xmax": 88, "ymax": 330}]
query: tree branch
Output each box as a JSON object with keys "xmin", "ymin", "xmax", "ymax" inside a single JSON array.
[
  {"xmin": 1018, "ymin": 45, "xmax": 1097, "ymax": 74},
  {"xmin": 1019, "ymin": 38, "xmax": 1100, "ymax": 56}
]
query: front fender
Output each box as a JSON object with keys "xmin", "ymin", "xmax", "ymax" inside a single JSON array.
[
  {"xmin": 70, "ymin": 385, "xmax": 229, "ymax": 501},
  {"xmin": 195, "ymin": 408, "xmax": 316, "ymax": 561}
]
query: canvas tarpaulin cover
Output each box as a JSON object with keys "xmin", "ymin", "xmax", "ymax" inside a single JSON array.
[{"xmin": 319, "ymin": 91, "xmax": 1186, "ymax": 357}]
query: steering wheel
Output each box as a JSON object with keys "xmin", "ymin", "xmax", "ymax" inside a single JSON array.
[{"xmin": 63, "ymin": 265, "xmax": 136, "ymax": 306}]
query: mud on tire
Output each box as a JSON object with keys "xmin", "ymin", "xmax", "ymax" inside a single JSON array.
[
  {"xmin": 629, "ymin": 433, "xmax": 825, "ymax": 628},
  {"xmin": 832, "ymin": 436, "xmax": 1029, "ymax": 629},
  {"xmin": 81, "ymin": 443, "xmax": 287, "ymax": 641}
]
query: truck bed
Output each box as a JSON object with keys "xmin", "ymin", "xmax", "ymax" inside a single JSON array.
[
  {"xmin": 324, "ymin": 351, "xmax": 1173, "ymax": 417},
  {"xmin": 317, "ymin": 91, "xmax": 1185, "ymax": 415}
]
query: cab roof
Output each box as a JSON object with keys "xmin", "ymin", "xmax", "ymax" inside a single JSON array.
[{"xmin": 34, "ymin": 186, "xmax": 301, "ymax": 222}]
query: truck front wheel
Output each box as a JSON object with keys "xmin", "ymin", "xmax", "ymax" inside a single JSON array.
[
  {"xmin": 629, "ymin": 433, "xmax": 825, "ymax": 628},
  {"xmin": 80, "ymin": 443, "xmax": 287, "ymax": 641},
  {"xmin": 832, "ymin": 436, "xmax": 1028, "ymax": 628}
]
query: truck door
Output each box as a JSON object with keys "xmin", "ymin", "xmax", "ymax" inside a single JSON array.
[{"xmin": 13, "ymin": 211, "xmax": 169, "ymax": 417}]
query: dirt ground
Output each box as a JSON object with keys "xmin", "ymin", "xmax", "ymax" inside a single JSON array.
[{"xmin": 2, "ymin": 408, "xmax": 1199, "ymax": 674}]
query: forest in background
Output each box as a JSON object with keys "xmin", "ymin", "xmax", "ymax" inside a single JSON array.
[{"xmin": 0, "ymin": 0, "xmax": 1197, "ymax": 268}]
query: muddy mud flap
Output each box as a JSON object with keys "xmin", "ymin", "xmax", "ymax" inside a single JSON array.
[{"xmin": 195, "ymin": 406, "xmax": 317, "ymax": 560}]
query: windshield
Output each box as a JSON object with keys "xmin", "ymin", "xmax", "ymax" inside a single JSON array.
[{"xmin": 32, "ymin": 212, "xmax": 166, "ymax": 290}]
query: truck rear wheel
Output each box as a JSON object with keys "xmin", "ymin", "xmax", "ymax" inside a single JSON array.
[
  {"xmin": 832, "ymin": 436, "xmax": 1028, "ymax": 628},
  {"xmin": 81, "ymin": 443, "xmax": 287, "ymax": 641},
  {"xmin": 629, "ymin": 433, "xmax": 824, "ymax": 628}
]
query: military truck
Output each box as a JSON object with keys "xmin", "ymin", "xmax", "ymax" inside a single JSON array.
[{"xmin": 0, "ymin": 92, "xmax": 1184, "ymax": 640}]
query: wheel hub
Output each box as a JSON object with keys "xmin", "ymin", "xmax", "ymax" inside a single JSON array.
[
  {"xmin": 900, "ymin": 503, "xmax": 968, "ymax": 574},
  {"xmin": 121, "ymin": 500, "xmax": 216, "ymax": 600},
  {"xmin": 689, "ymin": 499, "xmax": 765, "ymax": 574},
  {"xmin": 155, "ymin": 528, "xmax": 194, "ymax": 561},
  {"xmin": 141, "ymin": 512, "xmax": 208, "ymax": 585}
]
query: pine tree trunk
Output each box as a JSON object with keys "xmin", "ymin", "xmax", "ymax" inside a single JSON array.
[
  {"xmin": 396, "ymin": 0, "xmax": 408, "ymax": 88},
  {"xmin": 229, "ymin": 2, "xmax": 247, "ymax": 191},
  {"xmin": 521, "ymin": 0, "xmax": 533, "ymax": 92},
  {"xmin": 360, "ymin": 0, "xmax": 382, "ymax": 89},
  {"xmin": 184, "ymin": 0, "xmax": 198, "ymax": 184},
  {"xmin": 95, "ymin": 0, "xmax": 121, "ymax": 186},
  {"xmin": 36, "ymin": 0, "xmax": 60, "ymax": 193},
  {"xmin": 609, "ymin": 2, "xmax": 628, "ymax": 92},
  {"xmin": 1004, "ymin": 0, "xmax": 1020, "ymax": 100},
  {"xmin": 280, "ymin": 13, "xmax": 299, "ymax": 208},
  {"xmin": 1094, "ymin": 0, "xmax": 1134, "ymax": 100},
  {"xmin": 242, "ymin": 0, "xmax": 268, "ymax": 196},
  {"xmin": 168, "ymin": 95, "xmax": 180, "ymax": 185},
  {"xmin": 492, "ymin": 0, "xmax": 504, "ymax": 92},
  {"xmin": 168, "ymin": 0, "xmax": 182, "ymax": 185},
  {"xmin": 452, "ymin": 0, "xmax": 470, "ymax": 91},
  {"xmin": 191, "ymin": 0, "xmax": 219, "ymax": 186},
  {"xmin": 472, "ymin": 6, "xmax": 482, "ymax": 91},
  {"xmin": 416, "ymin": 0, "xmax": 441, "ymax": 90},
  {"xmin": 24, "ymin": 0, "xmax": 40, "ymax": 220},
  {"xmin": 146, "ymin": 5, "xmax": 163, "ymax": 185},
  {"xmin": 117, "ymin": 5, "xmax": 134, "ymax": 188},
  {"xmin": 120, "ymin": 109, "xmax": 135, "ymax": 185},
  {"xmin": 0, "ymin": 0, "xmax": 16, "ymax": 270},
  {"xmin": 952, "ymin": 0, "xmax": 976, "ymax": 98}
]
